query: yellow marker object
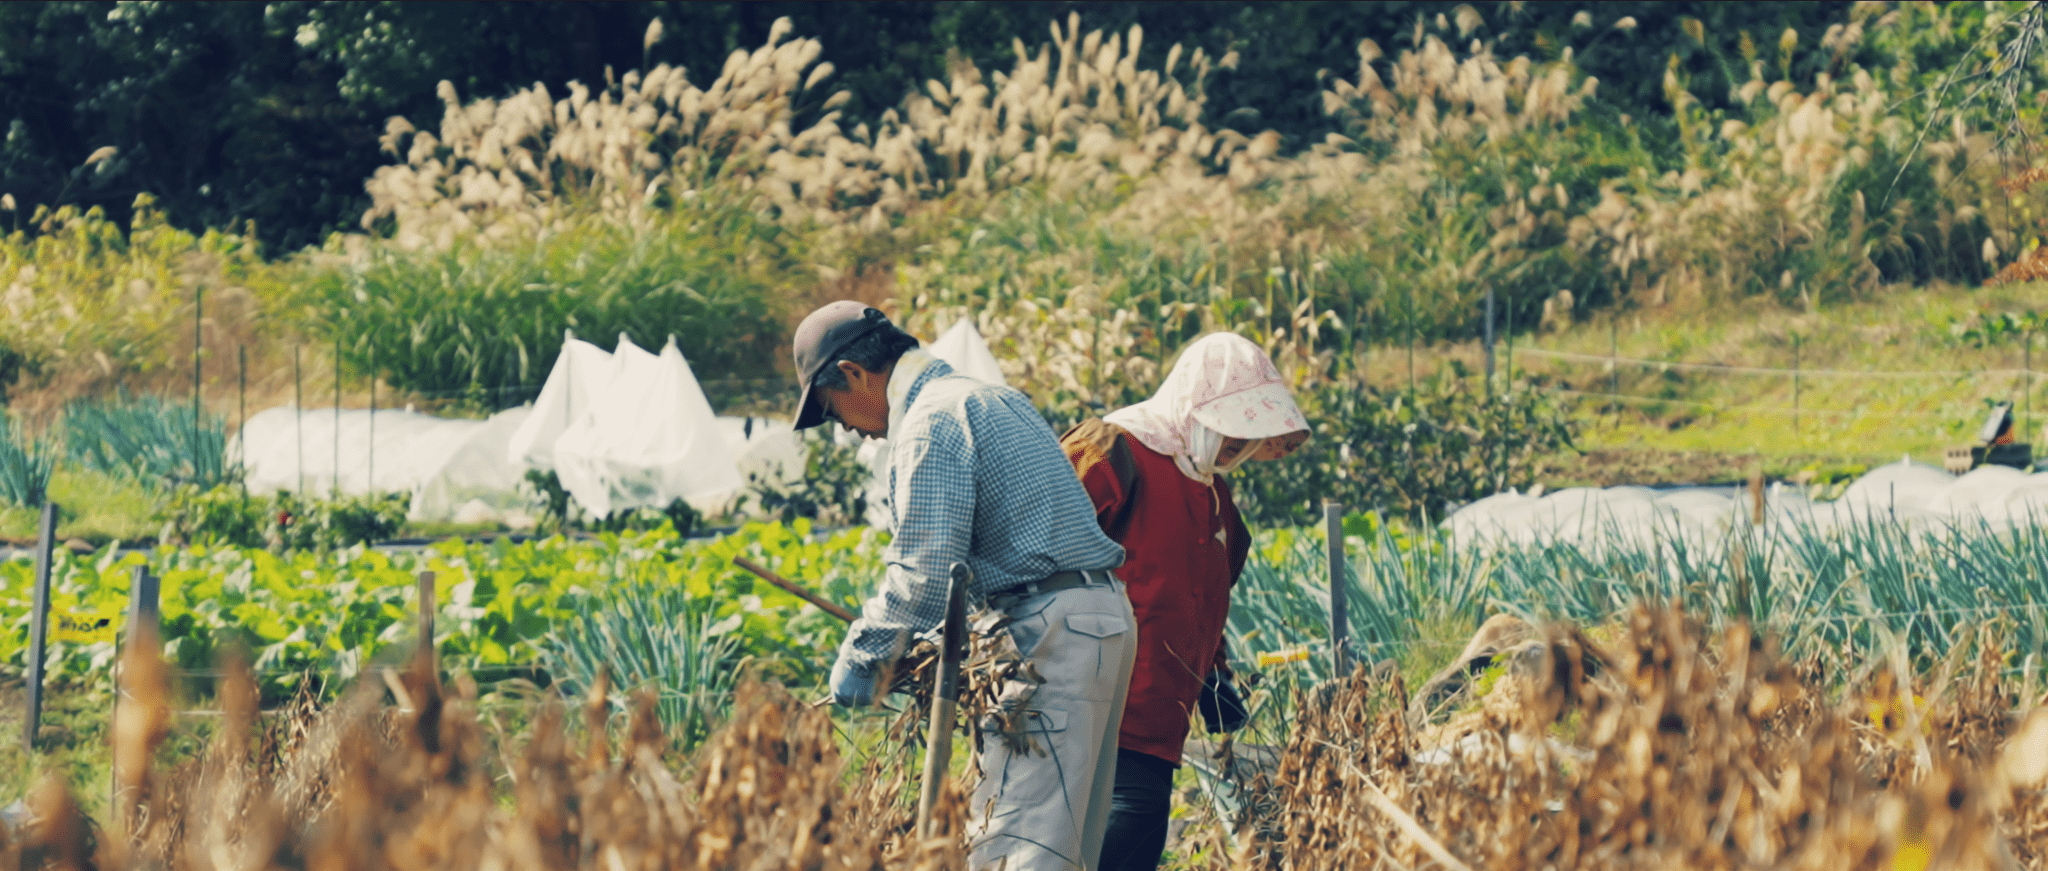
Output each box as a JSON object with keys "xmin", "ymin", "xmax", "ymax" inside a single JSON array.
[{"xmin": 52, "ymin": 607, "xmax": 118, "ymax": 645}]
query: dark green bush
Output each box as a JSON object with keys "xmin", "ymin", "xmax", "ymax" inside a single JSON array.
[
  {"xmin": 1233, "ymin": 371, "xmax": 1577, "ymax": 526},
  {"xmin": 745, "ymin": 432, "xmax": 871, "ymax": 527},
  {"xmin": 522, "ymin": 469, "xmax": 699, "ymax": 537}
]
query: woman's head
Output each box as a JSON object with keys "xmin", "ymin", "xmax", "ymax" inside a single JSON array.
[{"xmin": 1105, "ymin": 333, "xmax": 1310, "ymax": 482}]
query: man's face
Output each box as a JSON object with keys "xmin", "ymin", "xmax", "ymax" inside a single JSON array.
[{"xmin": 816, "ymin": 361, "xmax": 892, "ymax": 439}]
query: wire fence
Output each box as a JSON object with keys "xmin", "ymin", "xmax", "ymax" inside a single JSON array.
[
  {"xmin": 1496, "ymin": 342, "xmax": 2041, "ymax": 441},
  {"xmin": 1512, "ymin": 346, "xmax": 2040, "ymax": 380}
]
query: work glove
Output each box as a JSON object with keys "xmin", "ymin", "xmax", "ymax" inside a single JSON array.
[
  {"xmin": 1199, "ymin": 667, "xmax": 1251, "ymax": 733},
  {"xmin": 829, "ymin": 657, "xmax": 876, "ymax": 708}
]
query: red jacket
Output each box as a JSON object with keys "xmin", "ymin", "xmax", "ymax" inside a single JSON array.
[{"xmin": 1062, "ymin": 421, "xmax": 1249, "ymax": 764}]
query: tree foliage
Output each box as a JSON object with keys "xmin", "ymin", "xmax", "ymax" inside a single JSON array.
[{"xmin": 0, "ymin": 1, "xmax": 1878, "ymax": 254}]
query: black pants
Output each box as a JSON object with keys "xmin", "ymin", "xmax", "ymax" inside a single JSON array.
[{"xmin": 1099, "ymin": 748, "xmax": 1178, "ymax": 871}]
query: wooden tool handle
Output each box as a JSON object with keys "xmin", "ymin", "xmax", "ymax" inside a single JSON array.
[{"xmin": 732, "ymin": 556, "xmax": 859, "ymax": 623}]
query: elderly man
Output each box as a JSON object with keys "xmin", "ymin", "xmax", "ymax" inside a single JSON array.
[{"xmin": 791, "ymin": 301, "xmax": 1135, "ymax": 871}]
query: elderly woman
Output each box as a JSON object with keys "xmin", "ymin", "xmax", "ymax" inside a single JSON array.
[{"xmin": 1060, "ymin": 333, "xmax": 1310, "ymax": 871}]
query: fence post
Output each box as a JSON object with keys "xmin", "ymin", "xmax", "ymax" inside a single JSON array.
[
  {"xmin": 368, "ymin": 346, "xmax": 376, "ymax": 493},
  {"xmin": 333, "ymin": 339, "xmax": 341, "ymax": 495},
  {"xmin": 418, "ymin": 571, "xmax": 436, "ymax": 672},
  {"xmin": 193, "ymin": 283, "xmax": 203, "ymax": 484},
  {"xmin": 1405, "ymin": 284, "xmax": 1416, "ymax": 395},
  {"xmin": 110, "ymin": 564, "xmax": 160, "ymax": 833},
  {"xmin": 22, "ymin": 501, "xmax": 57, "ymax": 751},
  {"xmin": 238, "ymin": 346, "xmax": 248, "ymax": 493},
  {"xmin": 1325, "ymin": 501, "xmax": 1350, "ymax": 677},
  {"xmin": 295, "ymin": 345, "xmax": 305, "ymax": 493},
  {"xmin": 1610, "ymin": 318, "xmax": 1620, "ymax": 423},
  {"xmin": 1484, "ymin": 287, "xmax": 1498, "ymax": 490},
  {"xmin": 1483, "ymin": 286, "xmax": 1496, "ymax": 384},
  {"xmin": 1792, "ymin": 333, "xmax": 1802, "ymax": 437},
  {"xmin": 1501, "ymin": 296, "xmax": 1514, "ymax": 489}
]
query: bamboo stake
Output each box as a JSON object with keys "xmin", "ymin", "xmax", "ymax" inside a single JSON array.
[
  {"xmin": 193, "ymin": 283, "xmax": 203, "ymax": 481},
  {"xmin": 369, "ymin": 346, "xmax": 376, "ymax": 491},
  {"xmin": 333, "ymin": 339, "xmax": 341, "ymax": 494},
  {"xmin": 238, "ymin": 346, "xmax": 247, "ymax": 493}
]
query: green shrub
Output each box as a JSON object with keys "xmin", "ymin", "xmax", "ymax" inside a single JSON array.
[
  {"xmin": 160, "ymin": 484, "xmax": 268, "ymax": 548},
  {"xmin": 301, "ymin": 205, "xmax": 797, "ymax": 411},
  {"xmin": 163, "ymin": 485, "xmax": 409, "ymax": 551},
  {"xmin": 589, "ymin": 498, "xmax": 700, "ymax": 538},
  {"xmin": 0, "ymin": 198, "xmax": 281, "ymax": 401},
  {"xmin": 523, "ymin": 469, "xmax": 573, "ymax": 535},
  {"xmin": 745, "ymin": 432, "xmax": 871, "ymax": 527},
  {"xmin": 269, "ymin": 490, "xmax": 410, "ymax": 551},
  {"xmin": 521, "ymin": 469, "xmax": 702, "ymax": 536}
]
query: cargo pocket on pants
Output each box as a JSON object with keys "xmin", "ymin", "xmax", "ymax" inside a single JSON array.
[
  {"xmin": 1062, "ymin": 612, "xmax": 1131, "ymax": 690},
  {"xmin": 977, "ymin": 707, "xmax": 1070, "ymax": 809}
]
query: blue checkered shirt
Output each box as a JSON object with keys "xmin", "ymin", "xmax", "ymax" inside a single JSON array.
[{"xmin": 835, "ymin": 359, "xmax": 1125, "ymax": 675}]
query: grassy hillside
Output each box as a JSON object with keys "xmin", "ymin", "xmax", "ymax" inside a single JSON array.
[{"xmin": 1385, "ymin": 280, "xmax": 2048, "ymax": 486}]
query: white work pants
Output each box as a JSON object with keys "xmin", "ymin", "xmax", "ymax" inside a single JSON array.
[{"xmin": 967, "ymin": 579, "xmax": 1136, "ymax": 871}]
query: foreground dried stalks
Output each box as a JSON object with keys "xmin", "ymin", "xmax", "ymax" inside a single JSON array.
[
  {"xmin": 1233, "ymin": 604, "xmax": 2048, "ymax": 870},
  {"xmin": 4, "ymin": 628, "xmax": 966, "ymax": 871},
  {"xmin": 23, "ymin": 603, "xmax": 2048, "ymax": 870}
]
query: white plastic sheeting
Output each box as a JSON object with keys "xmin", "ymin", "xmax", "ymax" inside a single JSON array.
[
  {"xmin": 238, "ymin": 331, "xmax": 755, "ymax": 525},
  {"xmin": 411, "ymin": 409, "xmax": 538, "ymax": 523},
  {"xmin": 235, "ymin": 405, "xmax": 534, "ymax": 524},
  {"xmin": 928, "ymin": 317, "xmax": 1006, "ymax": 384},
  {"xmin": 717, "ymin": 416, "xmax": 805, "ymax": 489},
  {"xmin": 546, "ymin": 334, "xmax": 742, "ymax": 518},
  {"xmin": 1446, "ymin": 458, "xmax": 2048, "ymax": 551},
  {"xmin": 506, "ymin": 335, "xmax": 613, "ymax": 472}
]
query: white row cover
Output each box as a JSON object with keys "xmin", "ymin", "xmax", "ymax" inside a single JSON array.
[
  {"xmin": 237, "ymin": 333, "xmax": 806, "ymax": 525},
  {"xmin": 517, "ymin": 334, "xmax": 742, "ymax": 518},
  {"xmin": 1445, "ymin": 458, "xmax": 2048, "ymax": 552},
  {"xmin": 237, "ymin": 320, "xmax": 998, "ymax": 528},
  {"xmin": 236, "ymin": 405, "xmax": 534, "ymax": 524}
]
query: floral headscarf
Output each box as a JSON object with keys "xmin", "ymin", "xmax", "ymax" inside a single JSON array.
[{"xmin": 1105, "ymin": 333, "xmax": 1309, "ymax": 484}]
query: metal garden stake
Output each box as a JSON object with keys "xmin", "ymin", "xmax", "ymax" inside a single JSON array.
[
  {"xmin": 1326, "ymin": 501, "xmax": 1350, "ymax": 676},
  {"xmin": 419, "ymin": 571, "xmax": 437, "ymax": 672},
  {"xmin": 22, "ymin": 501, "xmax": 57, "ymax": 750}
]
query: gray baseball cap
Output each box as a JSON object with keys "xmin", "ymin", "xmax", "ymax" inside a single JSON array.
[{"xmin": 790, "ymin": 301, "xmax": 892, "ymax": 430}]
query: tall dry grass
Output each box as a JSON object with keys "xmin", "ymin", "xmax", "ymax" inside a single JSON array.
[
  {"xmin": 0, "ymin": 197, "xmax": 296, "ymax": 422},
  {"xmin": 18, "ymin": 605, "xmax": 2048, "ymax": 869},
  {"xmin": 1225, "ymin": 604, "xmax": 2048, "ymax": 870},
  {"xmin": 10, "ymin": 634, "xmax": 969, "ymax": 871}
]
